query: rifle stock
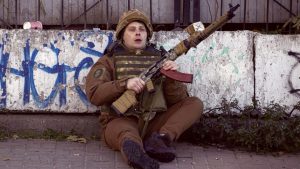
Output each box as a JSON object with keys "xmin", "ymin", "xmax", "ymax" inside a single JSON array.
[
  {"xmin": 111, "ymin": 90, "xmax": 137, "ymax": 114},
  {"xmin": 111, "ymin": 4, "xmax": 240, "ymax": 115}
]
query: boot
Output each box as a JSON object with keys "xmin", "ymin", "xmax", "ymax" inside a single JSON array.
[
  {"xmin": 122, "ymin": 139, "xmax": 159, "ymax": 169},
  {"xmin": 144, "ymin": 132, "xmax": 176, "ymax": 162}
]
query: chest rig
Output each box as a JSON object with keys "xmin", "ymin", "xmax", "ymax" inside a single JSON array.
[{"xmin": 111, "ymin": 43, "xmax": 167, "ymax": 119}]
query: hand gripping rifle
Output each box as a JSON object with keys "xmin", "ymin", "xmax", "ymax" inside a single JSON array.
[{"xmin": 111, "ymin": 4, "xmax": 240, "ymax": 114}]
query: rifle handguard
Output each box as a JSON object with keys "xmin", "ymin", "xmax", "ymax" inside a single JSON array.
[{"xmin": 111, "ymin": 90, "xmax": 137, "ymax": 114}]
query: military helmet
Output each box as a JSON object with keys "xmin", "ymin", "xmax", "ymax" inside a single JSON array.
[{"xmin": 115, "ymin": 9, "xmax": 153, "ymax": 40}]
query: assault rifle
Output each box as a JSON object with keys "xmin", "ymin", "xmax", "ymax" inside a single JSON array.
[{"xmin": 112, "ymin": 4, "xmax": 240, "ymax": 114}]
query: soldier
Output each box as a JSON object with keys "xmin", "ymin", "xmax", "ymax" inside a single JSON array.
[{"xmin": 85, "ymin": 9, "xmax": 203, "ymax": 169}]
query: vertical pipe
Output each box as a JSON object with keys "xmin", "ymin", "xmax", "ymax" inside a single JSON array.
[
  {"xmin": 174, "ymin": 0, "xmax": 180, "ymax": 27},
  {"xmin": 61, "ymin": 0, "xmax": 64, "ymax": 28},
  {"xmin": 0, "ymin": 1, "xmax": 2, "ymax": 28},
  {"xmin": 220, "ymin": 0, "xmax": 223, "ymax": 16},
  {"xmin": 84, "ymin": 0, "xmax": 87, "ymax": 29},
  {"xmin": 106, "ymin": 0, "xmax": 109, "ymax": 29},
  {"xmin": 220, "ymin": 0, "xmax": 223, "ymax": 30},
  {"xmin": 150, "ymin": 0, "xmax": 152, "ymax": 23},
  {"xmin": 7, "ymin": 0, "xmax": 10, "ymax": 28},
  {"xmin": 38, "ymin": 0, "xmax": 41, "ymax": 21},
  {"xmin": 266, "ymin": 0, "xmax": 269, "ymax": 33},
  {"xmin": 297, "ymin": 0, "xmax": 299, "ymax": 15},
  {"xmin": 289, "ymin": 0, "xmax": 292, "ymax": 33},
  {"xmin": 243, "ymin": 0, "xmax": 247, "ymax": 30},
  {"xmin": 180, "ymin": 0, "xmax": 183, "ymax": 25},
  {"xmin": 193, "ymin": 0, "xmax": 200, "ymax": 22},
  {"xmin": 183, "ymin": 0, "xmax": 190, "ymax": 26},
  {"xmin": 15, "ymin": 0, "xmax": 18, "ymax": 28},
  {"xmin": 128, "ymin": 0, "xmax": 130, "ymax": 10}
]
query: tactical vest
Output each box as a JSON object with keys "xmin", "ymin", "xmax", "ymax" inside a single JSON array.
[{"xmin": 112, "ymin": 44, "xmax": 167, "ymax": 119}]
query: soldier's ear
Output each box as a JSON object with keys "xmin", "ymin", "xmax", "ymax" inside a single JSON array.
[{"xmin": 118, "ymin": 29, "xmax": 125, "ymax": 40}]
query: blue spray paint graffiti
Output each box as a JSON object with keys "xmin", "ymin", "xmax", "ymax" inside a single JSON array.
[
  {"xmin": 0, "ymin": 44, "xmax": 9, "ymax": 107},
  {"xmin": 0, "ymin": 31, "xmax": 113, "ymax": 109}
]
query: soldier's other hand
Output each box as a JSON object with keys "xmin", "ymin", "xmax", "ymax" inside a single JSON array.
[
  {"xmin": 126, "ymin": 77, "xmax": 145, "ymax": 93},
  {"xmin": 163, "ymin": 60, "xmax": 178, "ymax": 71}
]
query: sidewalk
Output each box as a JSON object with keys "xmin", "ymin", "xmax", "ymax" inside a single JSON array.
[{"xmin": 0, "ymin": 139, "xmax": 299, "ymax": 169}]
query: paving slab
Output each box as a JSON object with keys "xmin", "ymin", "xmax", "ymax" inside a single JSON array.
[{"xmin": 0, "ymin": 139, "xmax": 299, "ymax": 169}]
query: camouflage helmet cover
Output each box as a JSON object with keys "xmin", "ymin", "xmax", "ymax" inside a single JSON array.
[{"xmin": 115, "ymin": 9, "xmax": 153, "ymax": 40}]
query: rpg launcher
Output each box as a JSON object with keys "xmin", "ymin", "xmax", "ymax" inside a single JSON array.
[{"xmin": 111, "ymin": 4, "xmax": 240, "ymax": 114}]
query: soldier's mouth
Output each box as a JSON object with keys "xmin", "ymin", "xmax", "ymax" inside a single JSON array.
[{"xmin": 135, "ymin": 39, "xmax": 142, "ymax": 42}]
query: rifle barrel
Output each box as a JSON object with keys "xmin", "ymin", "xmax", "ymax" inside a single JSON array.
[{"xmin": 172, "ymin": 4, "xmax": 240, "ymax": 58}]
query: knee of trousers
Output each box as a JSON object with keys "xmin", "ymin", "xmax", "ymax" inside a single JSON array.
[
  {"xmin": 104, "ymin": 127, "xmax": 143, "ymax": 151},
  {"xmin": 185, "ymin": 96, "xmax": 204, "ymax": 117},
  {"xmin": 103, "ymin": 118, "xmax": 142, "ymax": 150}
]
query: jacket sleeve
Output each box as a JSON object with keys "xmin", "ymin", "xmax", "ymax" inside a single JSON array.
[
  {"xmin": 85, "ymin": 55, "xmax": 128, "ymax": 106},
  {"xmin": 163, "ymin": 77, "xmax": 189, "ymax": 107}
]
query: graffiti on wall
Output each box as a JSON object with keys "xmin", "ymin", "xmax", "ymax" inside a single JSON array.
[
  {"xmin": 158, "ymin": 37, "xmax": 247, "ymax": 102},
  {"xmin": 288, "ymin": 51, "xmax": 300, "ymax": 98},
  {"xmin": 0, "ymin": 31, "xmax": 113, "ymax": 109}
]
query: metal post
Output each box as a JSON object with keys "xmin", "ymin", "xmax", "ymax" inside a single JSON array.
[
  {"xmin": 38, "ymin": 0, "xmax": 41, "ymax": 21},
  {"xmin": 128, "ymin": 0, "xmax": 130, "ymax": 10},
  {"xmin": 174, "ymin": 0, "xmax": 181, "ymax": 28},
  {"xmin": 106, "ymin": 0, "xmax": 109, "ymax": 30},
  {"xmin": 15, "ymin": 0, "xmax": 18, "ymax": 28},
  {"xmin": 150, "ymin": 0, "xmax": 152, "ymax": 23},
  {"xmin": 297, "ymin": 0, "xmax": 299, "ymax": 15},
  {"xmin": 266, "ymin": 0, "xmax": 269, "ymax": 33},
  {"xmin": 193, "ymin": 0, "xmax": 200, "ymax": 22},
  {"xmin": 220, "ymin": 0, "xmax": 223, "ymax": 15},
  {"xmin": 289, "ymin": 0, "xmax": 292, "ymax": 33},
  {"xmin": 180, "ymin": 0, "xmax": 183, "ymax": 25},
  {"xmin": 220, "ymin": 0, "xmax": 223, "ymax": 30},
  {"xmin": 183, "ymin": 0, "xmax": 190, "ymax": 26},
  {"xmin": 243, "ymin": 0, "xmax": 247, "ymax": 30},
  {"xmin": 61, "ymin": 0, "xmax": 64, "ymax": 29},
  {"xmin": 84, "ymin": 0, "xmax": 87, "ymax": 29}
]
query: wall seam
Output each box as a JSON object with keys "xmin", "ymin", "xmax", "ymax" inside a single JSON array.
[{"xmin": 252, "ymin": 33, "xmax": 256, "ymax": 108}]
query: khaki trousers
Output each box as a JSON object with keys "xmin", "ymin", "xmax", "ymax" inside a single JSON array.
[{"xmin": 103, "ymin": 96, "xmax": 203, "ymax": 161}]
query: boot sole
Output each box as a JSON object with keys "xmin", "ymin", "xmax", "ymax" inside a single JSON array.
[
  {"xmin": 122, "ymin": 140, "xmax": 160, "ymax": 169},
  {"xmin": 147, "ymin": 150, "xmax": 176, "ymax": 163}
]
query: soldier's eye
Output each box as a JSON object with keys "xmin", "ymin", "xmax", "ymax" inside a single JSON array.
[
  {"xmin": 128, "ymin": 28, "xmax": 136, "ymax": 32},
  {"xmin": 139, "ymin": 27, "xmax": 146, "ymax": 32}
]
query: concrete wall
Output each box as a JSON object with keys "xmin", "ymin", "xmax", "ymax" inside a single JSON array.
[
  {"xmin": 0, "ymin": 29, "xmax": 113, "ymax": 112},
  {"xmin": 255, "ymin": 35, "xmax": 300, "ymax": 110},
  {"xmin": 0, "ymin": 29, "xmax": 299, "ymax": 113}
]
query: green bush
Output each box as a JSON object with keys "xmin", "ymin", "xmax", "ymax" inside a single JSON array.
[{"xmin": 181, "ymin": 99, "xmax": 300, "ymax": 152}]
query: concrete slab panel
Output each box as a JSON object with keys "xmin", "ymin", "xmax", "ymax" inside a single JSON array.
[
  {"xmin": 154, "ymin": 31, "xmax": 255, "ymax": 110},
  {"xmin": 255, "ymin": 34, "xmax": 300, "ymax": 111},
  {"xmin": 0, "ymin": 29, "xmax": 114, "ymax": 112}
]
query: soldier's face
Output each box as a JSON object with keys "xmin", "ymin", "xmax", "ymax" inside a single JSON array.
[{"xmin": 123, "ymin": 21, "xmax": 148, "ymax": 50}]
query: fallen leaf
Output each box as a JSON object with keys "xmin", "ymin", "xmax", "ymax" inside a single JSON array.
[{"xmin": 66, "ymin": 135, "xmax": 87, "ymax": 143}]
